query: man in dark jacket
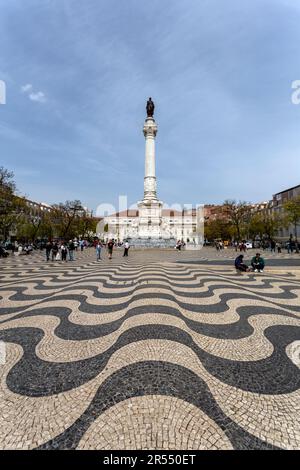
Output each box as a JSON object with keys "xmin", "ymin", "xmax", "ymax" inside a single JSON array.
[
  {"xmin": 68, "ymin": 240, "xmax": 75, "ymax": 261},
  {"xmin": 45, "ymin": 241, "xmax": 52, "ymax": 262},
  {"xmin": 0, "ymin": 246, "xmax": 8, "ymax": 258},
  {"xmin": 51, "ymin": 242, "xmax": 59, "ymax": 261},
  {"xmin": 235, "ymin": 254, "xmax": 249, "ymax": 272}
]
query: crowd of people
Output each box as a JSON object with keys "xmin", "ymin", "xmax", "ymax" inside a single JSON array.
[
  {"xmin": 211, "ymin": 238, "xmax": 299, "ymax": 254},
  {"xmin": 1, "ymin": 241, "xmax": 34, "ymax": 256},
  {"xmin": 0, "ymin": 237, "xmax": 133, "ymax": 262},
  {"xmin": 44, "ymin": 239, "xmax": 90, "ymax": 261},
  {"xmin": 1, "ymin": 235, "xmax": 299, "ymax": 269},
  {"xmin": 99, "ymin": 239, "xmax": 130, "ymax": 260}
]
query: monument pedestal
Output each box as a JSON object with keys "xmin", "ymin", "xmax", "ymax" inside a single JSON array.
[
  {"xmin": 137, "ymin": 199, "xmax": 163, "ymax": 238},
  {"xmin": 127, "ymin": 237, "xmax": 176, "ymax": 248}
]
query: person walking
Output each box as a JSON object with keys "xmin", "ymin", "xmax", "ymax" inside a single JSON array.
[
  {"xmin": 251, "ymin": 253, "xmax": 265, "ymax": 273},
  {"xmin": 175, "ymin": 240, "xmax": 182, "ymax": 251},
  {"xmin": 107, "ymin": 239, "xmax": 114, "ymax": 260},
  {"xmin": 45, "ymin": 240, "xmax": 52, "ymax": 262},
  {"xmin": 96, "ymin": 241, "xmax": 102, "ymax": 261},
  {"xmin": 68, "ymin": 240, "xmax": 75, "ymax": 261},
  {"xmin": 270, "ymin": 239, "xmax": 276, "ymax": 253},
  {"xmin": 80, "ymin": 240, "xmax": 84, "ymax": 252},
  {"xmin": 288, "ymin": 237, "xmax": 294, "ymax": 253},
  {"xmin": 123, "ymin": 240, "xmax": 130, "ymax": 257},
  {"xmin": 51, "ymin": 242, "xmax": 59, "ymax": 261},
  {"xmin": 61, "ymin": 242, "xmax": 68, "ymax": 262}
]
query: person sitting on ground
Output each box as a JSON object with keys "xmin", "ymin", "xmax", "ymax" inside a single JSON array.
[
  {"xmin": 251, "ymin": 253, "xmax": 265, "ymax": 273},
  {"xmin": 0, "ymin": 246, "xmax": 8, "ymax": 258},
  {"xmin": 234, "ymin": 254, "xmax": 249, "ymax": 272}
]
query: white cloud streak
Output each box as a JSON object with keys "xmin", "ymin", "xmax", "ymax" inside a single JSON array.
[
  {"xmin": 21, "ymin": 83, "xmax": 33, "ymax": 92},
  {"xmin": 29, "ymin": 91, "xmax": 46, "ymax": 103},
  {"xmin": 21, "ymin": 83, "xmax": 46, "ymax": 103}
]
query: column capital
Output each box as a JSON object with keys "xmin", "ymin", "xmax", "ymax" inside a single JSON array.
[{"xmin": 143, "ymin": 117, "xmax": 158, "ymax": 138}]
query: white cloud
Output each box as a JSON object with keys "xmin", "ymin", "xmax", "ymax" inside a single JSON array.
[
  {"xmin": 21, "ymin": 83, "xmax": 33, "ymax": 92},
  {"xmin": 29, "ymin": 91, "xmax": 46, "ymax": 103},
  {"xmin": 21, "ymin": 84, "xmax": 46, "ymax": 103}
]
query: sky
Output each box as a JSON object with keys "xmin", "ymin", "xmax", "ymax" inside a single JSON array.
[{"xmin": 1, "ymin": 0, "xmax": 300, "ymax": 213}]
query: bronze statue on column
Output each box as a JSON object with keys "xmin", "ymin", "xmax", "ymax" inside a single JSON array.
[{"xmin": 146, "ymin": 97, "xmax": 155, "ymax": 117}]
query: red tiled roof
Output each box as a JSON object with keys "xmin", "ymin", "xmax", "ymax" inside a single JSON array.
[{"xmin": 111, "ymin": 210, "xmax": 139, "ymax": 217}]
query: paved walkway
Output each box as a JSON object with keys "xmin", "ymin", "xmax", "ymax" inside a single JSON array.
[{"xmin": 0, "ymin": 248, "xmax": 299, "ymax": 450}]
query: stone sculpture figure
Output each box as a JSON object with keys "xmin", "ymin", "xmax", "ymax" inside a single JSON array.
[{"xmin": 146, "ymin": 97, "xmax": 155, "ymax": 117}]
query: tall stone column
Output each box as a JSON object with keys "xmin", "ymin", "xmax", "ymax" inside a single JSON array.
[
  {"xmin": 137, "ymin": 100, "xmax": 163, "ymax": 240},
  {"xmin": 143, "ymin": 117, "xmax": 158, "ymax": 202}
]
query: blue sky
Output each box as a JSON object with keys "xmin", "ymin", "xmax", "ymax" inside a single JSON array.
[{"xmin": 1, "ymin": 0, "xmax": 300, "ymax": 212}]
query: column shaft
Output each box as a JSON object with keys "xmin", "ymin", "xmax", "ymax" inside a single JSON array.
[{"xmin": 145, "ymin": 135, "xmax": 155, "ymax": 177}]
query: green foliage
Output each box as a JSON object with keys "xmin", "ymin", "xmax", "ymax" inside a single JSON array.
[
  {"xmin": 204, "ymin": 219, "xmax": 233, "ymax": 241},
  {"xmin": 48, "ymin": 201, "xmax": 97, "ymax": 239},
  {"xmin": 284, "ymin": 196, "xmax": 300, "ymax": 239},
  {"xmin": 283, "ymin": 196, "xmax": 300, "ymax": 251},
  {"xmin": 248, "ymin": 212, "xmax": 285, "ymax": 239},
  {"xmin": 0, "ymin": 167, "xmax": 29, "ymax": 240},
  {"xmin": 0, "ymin": 168, "xmax": 98, "ymax": 241}
]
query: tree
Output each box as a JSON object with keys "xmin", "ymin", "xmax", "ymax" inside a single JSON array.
[
  {"xmin": 248, "ymin": 211, "xmax": 285, "ymax": 240},
  {"xmin": 0, "ymin": 167, "xmax": 16, "ymax": 193},
  {"xmin": 48, "ymin": 201, "xmax": 97, "ymax": 240},
  {"xmin": 16, "ymin": 209, "xmax": 53, "ymax": 242},
  {"xmin": 223, "ymin": 200, "xmax": 252, "ymax": 240},
  {"xmin": 0, "ymin": 167, "xmax": 29, "ymax": 240},
  {"xmin": 204, "ymin": 218, "xmax": 233, "ymax": 241},
  {"xmin": 284, "ymin": 196, "xmax": 300, "ymax": 252},
  {"xmin": 76, "ymin": 214, "xmax": 98, "ymax": 239},
  {"xmin": 49, "ymin": 200, "xmax": 83, "ymax": 239},
  {"xmin": 38, "ymin": 212, "xmax": 54, "ymax": 239}
]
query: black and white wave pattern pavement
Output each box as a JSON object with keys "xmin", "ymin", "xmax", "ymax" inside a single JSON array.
[{"xmin": 0, "ymin": 249, "xmax": 300, "ymax": 450}]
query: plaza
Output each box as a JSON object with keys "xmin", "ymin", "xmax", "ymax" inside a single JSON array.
[{"xmin": 0, "ymin": 247, "xmax": 299, "ymax": 450}]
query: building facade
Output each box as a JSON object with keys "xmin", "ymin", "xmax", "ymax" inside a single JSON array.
[{"xmin": 271, "ymin": 184, "xmax": 300, "ymax": 240}]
